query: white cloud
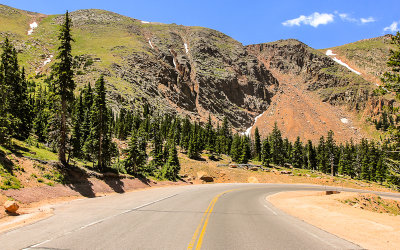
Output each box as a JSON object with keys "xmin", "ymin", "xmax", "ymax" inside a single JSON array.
[
  {"xmin": 360, "ymin": 17, "xmax": 376, "ymax": 24},
  {"xmin": 384, "ymin": 21, "xmax": 399, "ymax": 33},
  {"xmin": 338, "ymin": 12, "xmax": 375, "ymax": 24},
  {"xmin": 338, "ymin": 13, "xmax": 357, "ymax": 23},
  {"xmin": 282, "ymin": 12, "xmax": 334, "ymax": 28},
  {"xmin": 283, "ymin": 12, "xmax": 376, "ymax": 28}
]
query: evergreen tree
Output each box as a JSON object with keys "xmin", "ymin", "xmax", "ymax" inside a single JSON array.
[
  {"xmin": 51, "ymin": 11, "xmax": 75, "ymax": 164},
  {"xmin": 205, "ymin": 115, "xmax": 215, "ymax": 154},
  {"xmin": 317, "ymin": 136, "xmax": 327, "ymax": 173},
  {"xmin": 254, "ymin": 127, "xmax": 261, "ymax": 161},
  {"xmin": 83, "ymin": 75, "xmax": 112, "ymax": 170},
  {"xmin": 162, "ymin": 142, "xmax": 180, "ymax": 181},
  {"xmin": 230, "ymin": 133, "xmax": 242, "ymax": 162},
  {"xmin": 270, "ymin": 122, "xmax": 283, "ymax": 166},
  {"xmin": 261, "ymin": 139, "xmax": 271, "ymax": 167},
  {"xmin": 292, "ymin": 136, "xmax": 303, "ymax": 168},
  {"xmin": 239, "ymin": 136, "xmax": 251, "ymax": 164},
  {"xmin": 125, "ymin": 130, "xmax": 147, "ymax": 176},
  {"xmin": 382, "ymin": 32, "xmax": 400, "ymax": 94},
  {"xmin": 71, "ymin": 93, "xmax": 84, "ymax": 158},
  {"xmin": 0, "ymin": 38, "xmax": 20, "ymax": 144},
  {"xmin": 151, "ymin": 129, "xmax": 164, "ymax": 167},
  {"xmin": 306, "ymin": 140, "xmax": 316, "ymax": 170},
  {"xmin": 326, "ymin": 130, "xmax": 336, "ymax": 176}
]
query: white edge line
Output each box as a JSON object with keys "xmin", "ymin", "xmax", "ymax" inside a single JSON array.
[
  {"xmin": 263, "ymin": 204, "xmax": 278, "ymax": 215},
  {"xmin": 23, "ymin": 193, "xmax": 178, "ymax": 249}
]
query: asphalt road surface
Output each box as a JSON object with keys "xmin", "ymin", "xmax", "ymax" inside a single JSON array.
[{"xmin": 2, "ymin": 183, "xmax": 400, "ymax": 250}]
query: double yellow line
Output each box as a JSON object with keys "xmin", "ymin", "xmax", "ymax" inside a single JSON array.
[{"xmin": 187, "ymin": 189, "xmax": 236, "ymax": 250}]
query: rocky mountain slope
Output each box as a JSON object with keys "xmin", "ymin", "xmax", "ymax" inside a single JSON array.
[
  {"xmin": 0, "ymin": 4, "xmax": 277, "ymax": 130},
  {"xmin": 0, "ymin": 4, "xmax": 396, "ymax": 142}
]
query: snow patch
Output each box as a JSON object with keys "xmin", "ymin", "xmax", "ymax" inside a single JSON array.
[
  {"xmin": 172, "ymin": 58, "xmax": 177, "ymax": 68},
  {"xmin": 244, "ymin": 112, "xmax": 264, "ymax": 136},
  {"xmin": 326, "ymin": 50, "xmax": 361, "ymax": 75},
  {"xmin": 340, "ymin": 118, "xmax": 349, "ymax": 124},
  {"xmin": 141, "ymin": 21, "xmax": 150, "ymax": 24},
  {"xmin": 325, "ymin": 50, "xmax": 336, "ymax": 56},
  {"xmin": 27, "ymin": 22, "xmax": 38, "ymax": 35},
  {"xmin": 43, "ymin": 55, "xmax": 53, "ymax": 66},
  {"xmin": 184, "ymin": 43, "xmax": 189, "ymax": 53},
  {"xmin": 148, "ymin": 40, "xmax": 154, "ymax": 49}
]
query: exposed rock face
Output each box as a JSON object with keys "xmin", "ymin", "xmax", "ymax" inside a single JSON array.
[
  {"xmin": 247, "ymin": 39, "xmax": 372, "ymax": 110},
  {"xmin": 109, "ymin": 26, "xmax": 278, "ymax": 129}
]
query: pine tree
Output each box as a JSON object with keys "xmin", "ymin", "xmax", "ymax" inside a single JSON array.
[
  {"xmin": 71, "ymin": 93, "xmax": 84, "ymax": 158},
  {"xmin": 317, "ymin": 136, "xmax": 327, "ymax": 173},
  {"xmin": 17, "ymin": 68, "xmax": 33, "ymax": 139},
  {"xmin": 292, "ymin": 136, "xmax": 303, "ymax": 168},
  {"xmin": 270, "ymin": 122, "xmax": 283, "ymax": 166},
  {"xmin": 51, "ymin": 11, "xmax": 75, "ymax": 164},
  {"xmin": 254, "ymin": 127, "xmax": 261, "ymax": 161},
  {"xmin": 230, "ymin": 133, "xmax": 241, "ymax": 162},
  {"xmin": 83, "ymin": 75, "xmax": 112, "ymax": 170},
  {"xmin": 261, "ymin": 139, "xmax": 271, "ymax": 167},
  {"xmin": 151, "ymin": 129, "xmax": 164, "ymax": 167},
  {"xmin": 162, "ymin": 142, "xmax": 180, "ymax": 181},
  {"xmin": 0, "ymin": 37, "xmax": 20, "ymax": 144},
  {"xmin": 82, "ymin": 83, "xmax": 93, "ymax": 141},
  {"xmin": 326, "ymin": 130, "xmax": 336, "ymax": 176},
  {"xmin": 239, "ymin": 136, "xmax": 251, "ymax": 164},
  {"xmin": 305, "ymin": 140, "xmax": 316, "ymax": 170},
  {"xmin": 205, "ymin": 115, "xmax": 215, "ymax": 155},
  {"xmin": 381, "ymin": 32, "xmax": 400, "ymax": 180},
  {"xmin": 382, "ymin": 32, "xmax": 400, "ymax": 94},
  {"xmin": 125, "ymin": 130, "xmax": 147, "ymax": 176}
]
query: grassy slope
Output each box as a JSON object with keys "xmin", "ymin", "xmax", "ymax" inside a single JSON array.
[{"xmin": 321, "ymin": 35, "xmax": 395, "ymax": 83}]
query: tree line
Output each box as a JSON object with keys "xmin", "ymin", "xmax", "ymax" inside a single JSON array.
[{"xmin": 0, "ymin": 12, "xmax": 399, "ymax": 187}]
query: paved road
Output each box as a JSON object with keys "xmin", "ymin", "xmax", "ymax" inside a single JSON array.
[{"xmin": 1, "ymin": 183, "xmax": 399, "ymax": 249}]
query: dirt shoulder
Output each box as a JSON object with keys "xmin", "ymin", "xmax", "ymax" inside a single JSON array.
[{"xmin": 268, "ymin": 191, "xmax": 400, "ymax": 250}]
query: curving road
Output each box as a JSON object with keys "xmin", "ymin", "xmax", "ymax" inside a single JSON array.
[{"xmin": 1, "ymin": 183, "xmax": 400, "ymax": 250}]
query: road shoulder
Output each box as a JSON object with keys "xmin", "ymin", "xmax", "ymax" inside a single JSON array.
[{"xmin": 267, "ymin": 191, "xmax": 400, "ymax": 250}]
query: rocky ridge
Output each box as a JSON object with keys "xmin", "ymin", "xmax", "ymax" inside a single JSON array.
[{"xmin": 0, "ymin": 4, "xmax": 396, "ymax": 141}]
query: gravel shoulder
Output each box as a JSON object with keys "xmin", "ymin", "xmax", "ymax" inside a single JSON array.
[{"xmin": 268, "ymin": 191, "xmax": 400, "ymax": 250}]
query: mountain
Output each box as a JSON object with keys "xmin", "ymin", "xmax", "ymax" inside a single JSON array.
[{"xmin": 0, "ymin": 4, "xmax": 397, "ymax": 142}]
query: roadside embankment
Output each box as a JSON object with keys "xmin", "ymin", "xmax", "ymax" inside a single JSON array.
[{"xmin": 268, "ymin": 191, "xmax": 400, "ymax": 250}]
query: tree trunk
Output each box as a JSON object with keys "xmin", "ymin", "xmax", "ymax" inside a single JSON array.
[
  {"xmin": 98, "ymin": 109, "xmax": 103, "ymax": 170},
  {"xmin": 59, "ymin": 97, "xmax": 66, "ymax": 164}
]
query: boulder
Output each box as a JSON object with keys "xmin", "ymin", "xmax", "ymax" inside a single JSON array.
[
  {"xmin": 326, "ymin": 191, "xmax": 340, "ymax": 195},
  {"xmin": 280, "ymin": 170, "xmax": 292, "ymax": 175},
  {"xmin": 4, "ymin": 200, "xmax": 19, "ymax": 213},
  {"xmin": 200, "ymin": 176, "xmax": 214, "ymax": 182},
  {"xmin": 250, "ymin": 167, "xmax": 259, "ymax": 171},
  {"xmin": 229, "ymin": 165, "xmax": 237, "ymax": 168}
]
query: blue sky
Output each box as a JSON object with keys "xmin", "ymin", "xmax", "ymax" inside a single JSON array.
[{"xmin": 2, "ymin": 0, "xmax": 399, "ymax": 48}]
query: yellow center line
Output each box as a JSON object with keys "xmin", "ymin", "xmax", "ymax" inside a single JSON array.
[{"xmin": 188, "ymin": 189, "xmax": 237, "ymax": 250}]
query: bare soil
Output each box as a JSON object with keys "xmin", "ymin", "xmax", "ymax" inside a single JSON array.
[
  {"xmin": 248, "ymin": 68, "xmax": 370, "ymax": 143},
  {"xmin": 268, "ymin": 191, "xmax": 400, "ymax": 250}
]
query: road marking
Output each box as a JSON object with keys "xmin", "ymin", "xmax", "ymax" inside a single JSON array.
[
  {"xmin": 188, "ymin": 189, "xmax": 236, "ymax": 250},
  {"xmin": 263, "ymin": 204, "xmax": 277, "ymax": 215},
  {"xmin": 23, "ymin": 193, "xmax": 178, "ymax": 249}
]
